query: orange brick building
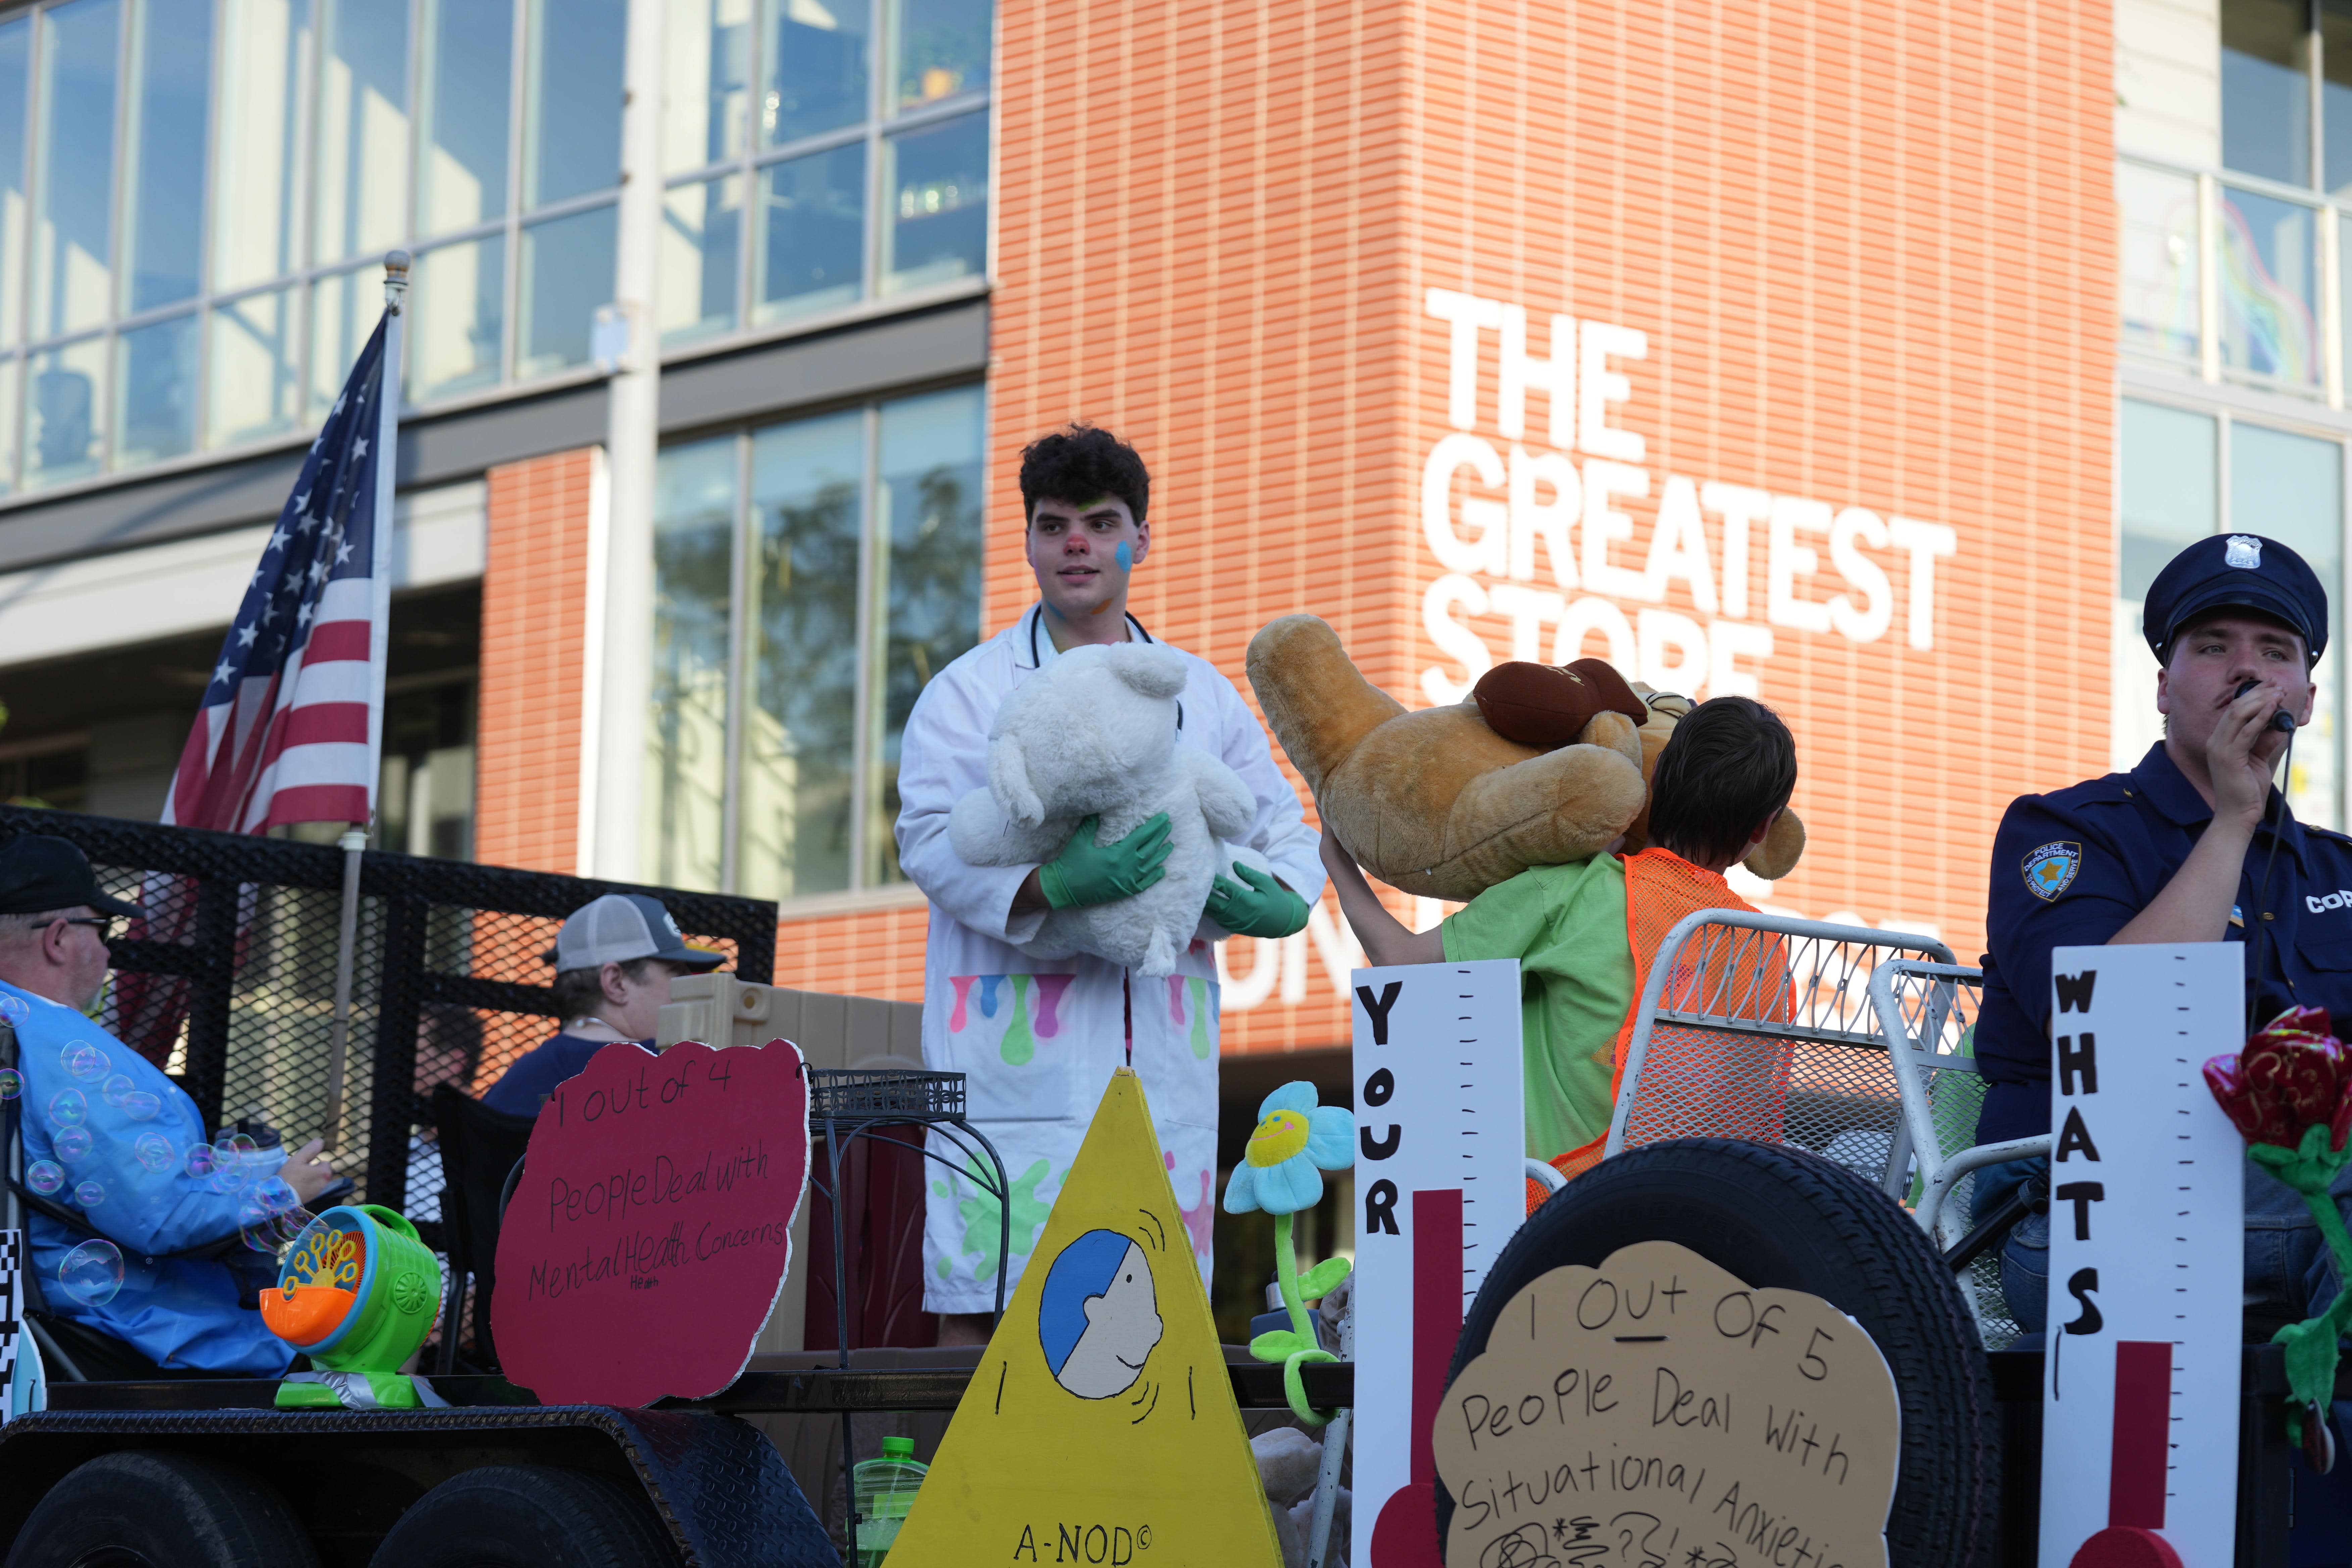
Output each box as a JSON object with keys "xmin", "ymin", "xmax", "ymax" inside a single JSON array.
[{"xmin": 0, "ymin": 0, "xmax": 2129, "ymax": 1101}]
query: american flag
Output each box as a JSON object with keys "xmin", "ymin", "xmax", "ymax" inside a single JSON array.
[{"xmin": 163, "ymin": 317, "xmax": 396, "ymax": 833}]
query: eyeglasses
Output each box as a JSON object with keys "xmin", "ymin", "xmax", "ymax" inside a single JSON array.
[{"xmin": 55, "ymin": 917, "xmax": 123, "ymax": 940}]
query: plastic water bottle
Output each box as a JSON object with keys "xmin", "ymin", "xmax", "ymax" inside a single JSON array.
[{"xmin": 852, "ymin": 1435, "xmax": 927, "ymax": 1565}]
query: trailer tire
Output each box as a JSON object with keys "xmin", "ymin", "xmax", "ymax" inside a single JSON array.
[
  {"xmin": 1438, "ymin": 1138, "xmax": 2001, "ymax": 1568},
  {"xmin": 3, "ymin": 1449, "xmax": 319, "ymax": 1568},
  {"xmin": 367, "ymin": 1465, "xmax": 677, "ymax": 1567}
]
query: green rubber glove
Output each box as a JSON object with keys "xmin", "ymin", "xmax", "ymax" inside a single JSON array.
[
  {"xmin": 1038, "ymin": 814, "xmax": 1173, "ymax": 910},
  {"xmin": 1206, "ymin": 861, "xmax": 1309, "ymax": 938}
]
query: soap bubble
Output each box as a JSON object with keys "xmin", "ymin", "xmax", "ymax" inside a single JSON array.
[
  {"xmin": 185, "ymin": 1144, "xmax": 218, "ymax": 1179},
  {"xmin": 53, "ymin": 1127, "xmax": 92, "ymax": 1163},
  {"xmin": 73, "ymin": 1180, "xmax": 104, "ymax": 1208},
  {"xmin": 240, "ymin": 1202, "xmax": 313, "ymax": 1256},
  {"xmin": 100, "ymin": 1073, "xmax": 133, "ymax": 1108},
  {"xmin": 24, "ymin": 1159, "xmax": 63, "ymax": 1195},
  {"xmin": 0, "ymin": 993, "xmax": 26, "ymax": 1024},
  {"xmin": 253, "ymin": 1177, "xmax": 300, "ymax": 1215},
  {"xmin": 47, "ymin": 1089, "xmax": 86, "ymax": 1128},
  {"xmin": 214, "ymin": 1132, "xmax": 259, "ymax": 1165},
  {"xmin": 134, "ymin": 1131, "xmax": 177, "ymax": 1172},
  {"xmin": 0, "ymin": 1068, "xmax": 19, "ymax": 1100},
  {"xmin": 57, "ymin": 1239, "xmax": 124, "ymax": 1306},
  {"xmin": 119, "ymin": 1091, "xmax": 161, "ymax": 1122},
  {"xmin": 62, "ymin": 1042, "xmax": 108, "ymax": 1081}
]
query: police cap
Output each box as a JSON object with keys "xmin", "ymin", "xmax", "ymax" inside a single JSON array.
[{"xmin": 2143, "ymin": 533, "xmax": 2329, "ymax": 664}]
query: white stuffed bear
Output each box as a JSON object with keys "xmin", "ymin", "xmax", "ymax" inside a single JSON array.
[{"xmin": 949, "ymin": 641, "xmax": 1271, "ymax": 977}]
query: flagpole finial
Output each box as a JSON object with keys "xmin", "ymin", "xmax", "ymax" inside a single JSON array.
[{"xmin": 383, "ymin": 250, "xmax": 412, "ymax": 313}]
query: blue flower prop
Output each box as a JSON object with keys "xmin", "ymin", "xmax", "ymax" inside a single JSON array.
[{"xmin": 1222, "ymin": 1082, "xmax": 1355, "ymax": 1216}]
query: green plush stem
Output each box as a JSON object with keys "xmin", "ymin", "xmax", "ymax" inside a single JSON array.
[
  {"xmin": 2250, "ymin": 1125, "xmax": 2352, "ymax": 1441},
  {"xmin": 1272, "ymin": 1211, "xmax": 1337, "ymax": 1427}
]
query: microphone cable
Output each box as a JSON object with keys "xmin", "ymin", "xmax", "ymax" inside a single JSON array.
[{"xmin": 2243, "ymin": 694, "xmax": 2296, "ymax": 1039}]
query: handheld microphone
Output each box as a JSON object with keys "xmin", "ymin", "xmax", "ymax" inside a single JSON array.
[{"xmin": 2235, "ymin": 679, "xmax": 2298, "ymax": 733}]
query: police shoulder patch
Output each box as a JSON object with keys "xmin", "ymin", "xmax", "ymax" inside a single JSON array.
[{"xmin": 2022, "ymin": 841, "xmax": 2081, "ymax": 902}]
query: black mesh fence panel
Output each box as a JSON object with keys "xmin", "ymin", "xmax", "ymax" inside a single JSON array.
[{"xmin": 0, "ymin": 805, "xmax": 775, "ymax": 1239}]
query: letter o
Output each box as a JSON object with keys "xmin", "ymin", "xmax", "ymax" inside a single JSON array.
[
  {"xmin": 1577, "ymin": 1278, "xmax": 1620, "ymax": 1331},
  {"xmin": 1714, "ymin": 1290, "xmax": 1757, "ymax": 1339}
]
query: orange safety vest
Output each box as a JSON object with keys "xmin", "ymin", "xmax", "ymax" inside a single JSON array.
[{"xmin": 1538, "ymin": 848, "xmax": 1795, "ymax": 1193}]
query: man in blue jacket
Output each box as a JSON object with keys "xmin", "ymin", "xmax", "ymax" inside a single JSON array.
[
  {"xmin": 1, "ymin": 834, "xmax": 336, "ymax": 1376},
  {"xmin": 1976, "ymin": 534, "xmax": 2352, "ymax": 1338}
]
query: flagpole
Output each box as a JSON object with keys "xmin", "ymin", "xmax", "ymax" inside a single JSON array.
[{"xmin": 321, "ymin": 251, "xmax": 408, "ymax": 1157}]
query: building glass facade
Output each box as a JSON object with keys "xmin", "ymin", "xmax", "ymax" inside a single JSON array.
[
  {"xmin": 647, "ymin": 381, "xmax": 985, "ymax": 901},
  {"xmin": 0, "ymin": 0, "xmax": 989, "ymax": 497}
]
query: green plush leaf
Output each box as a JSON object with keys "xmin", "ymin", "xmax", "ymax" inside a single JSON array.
[
  {"xmin": 1250, "ymin": 1329, "xmax": 1312, "ymax": 1363},
  {"xmin": 1298, "ymin": 1257, "xmax": 1353, "ymax": 1301}
]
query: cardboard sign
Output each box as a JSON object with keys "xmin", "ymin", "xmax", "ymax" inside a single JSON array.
[
  {"xmin": 885, "ymin": 1068, "xmax": 1282, "ymax": 1568},
  {"xmin": 493, "ymin": 1038, "xmax": 810, "ymax": 1406},
  {"xmin": 2039, "ymin": 945, "xmax": 2244, "ymax": 1568},
  {"xmin": 1350, "ymin": 959, "xmax": 1527, "ymax": 1568},
  {"xmin": 1434, "ymin": 1239, "xmax": 1901, "ymax": 1568}
]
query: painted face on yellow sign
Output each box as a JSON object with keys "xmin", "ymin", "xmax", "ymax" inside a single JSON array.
[{"xmin": 1038, "ymin": 1228, "xmax": 1165, "ymax": 1400}]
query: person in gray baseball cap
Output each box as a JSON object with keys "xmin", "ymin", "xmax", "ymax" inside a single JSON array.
[{"xmin": 480, "ymin": 893, "xmax": 725, "ymax": 1115}]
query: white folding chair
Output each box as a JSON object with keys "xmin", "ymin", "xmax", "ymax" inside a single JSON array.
[{"xmin": 1604, "ymin": 910, "xmax": 1958, "ymax": 1191}]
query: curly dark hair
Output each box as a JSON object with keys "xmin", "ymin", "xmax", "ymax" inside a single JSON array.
[
  {"xmin": 1645, "ymin": 696, "xmax": 1798, "ymax": 867},
  {"xmin": 1019, "ymin": 424, "xmax": 1150, "ymax": 525}
]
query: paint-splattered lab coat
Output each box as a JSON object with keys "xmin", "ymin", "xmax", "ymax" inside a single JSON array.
[{"xmin": 894, "ymin": 605, "xmax": 1322, "ymax": 1314}]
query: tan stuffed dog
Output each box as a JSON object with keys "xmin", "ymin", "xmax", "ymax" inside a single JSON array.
[{"xmin": 1245, "ymin": 616, "xmax": 1805, "ymax": 902}]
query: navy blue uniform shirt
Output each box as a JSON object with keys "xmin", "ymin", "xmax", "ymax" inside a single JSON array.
[
  {"xmin": 480, "ymin": 1032, "xmax": 652, "ymax": 1116},
  {"xmin": 1976, "ymin": 741, "xmax": 2352, "ymax": 1145}
]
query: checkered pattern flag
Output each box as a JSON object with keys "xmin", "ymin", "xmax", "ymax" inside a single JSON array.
[{"xmin": 0, "ymin": 1228, "xmax": 22, "ymax": 1410}]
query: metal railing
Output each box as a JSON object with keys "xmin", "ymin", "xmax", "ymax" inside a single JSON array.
[{"xmin": 0, "ymin": 805, "xmax": 776, "ymax": 1230}]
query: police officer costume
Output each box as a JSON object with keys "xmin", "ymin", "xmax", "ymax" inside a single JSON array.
[{"xmin": 1977, "ymin": 532, "xmax": 2352, "ymax": 1336}]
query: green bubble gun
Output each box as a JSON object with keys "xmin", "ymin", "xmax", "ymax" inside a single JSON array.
[{"xmin": 260, "ymin": 1205, "xmax": 444, "ymax": 1410}]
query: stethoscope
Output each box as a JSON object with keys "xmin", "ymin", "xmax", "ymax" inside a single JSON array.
[{"xmin": 1028, "ymin": 606, "xmax": 1185, "ymax": 731}]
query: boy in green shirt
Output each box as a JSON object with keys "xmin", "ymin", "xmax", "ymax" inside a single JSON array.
[{"xmin": 1319, "ymin": 694, "xmax": 1798, "ymax": 1166}]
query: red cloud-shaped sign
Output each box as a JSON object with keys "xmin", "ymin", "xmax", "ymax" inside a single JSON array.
[{"xmin": 493, "ymin": 1038, "xmax": 810, "ymax": 1406}]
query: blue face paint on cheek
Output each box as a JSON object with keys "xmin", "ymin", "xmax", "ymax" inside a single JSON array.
[{"xmin": 1115, "ymin": 541, "xmax": 1133, "ymax": 570}]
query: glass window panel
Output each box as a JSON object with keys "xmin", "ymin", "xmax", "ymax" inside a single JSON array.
[
  {"xmin": 756, "ymin": 143, "xmax": 863, "ymax": 322},
  {"xmin": 867, "ymin": 385, "xmax": 982, "ymax": 886},
  {"xmin": 882, "ymin": 110, "xmax": 986, "ymax": 295},
  {"xmin": 114, "ymin": 310, "xmax": 197, "ymax": 468},
  {"xmin": 666, "ymin": 0, "xmax": 752, "ymax": 174},
  {"xmin": 761, "ymin": 0, "xmax": 870, "ymax": 146},
  {"xmin": 518, "ymin": 203, "xmax": 616, "ymax": 379},
  {"xmin": 308, "ymin": 265, "xmax": 373, "ymax": 417},
  {"xmin": 2119, "ymin": 162, "xmax": 2200, "ymax": 365},
  {"xmin": 2224, "ymin": 0, "xmax": 2314, "ymax": 187},
  {"xmin": 2232, "ymin": 422, "xmax": 2345, "ymax": 829},
  {"xmin": 2218, "ymin": 185, "xmax": 2323, "ymax": 393},
  {"xmin": 0, "ymin": 358, "xmax": 20, "ymax": 496},
  {"xmin": 888, "ymin": 0, "xmax": 988, "ymax": 113},
  {"xmin": 0, "ymin": 19, "xmax": 33, "ymax": 348},
  {"xmin": 648, "ymin": 436, "xmax": 736, "ymax": 894},
  {"xmin": 2120, "ymin": 401, "xmax": 2219, "ymax": 605},
  {"xmin": 120, "ymin": 0, "xmax": 211, "ymax": 315},
  {"xmin": 409, "ymin": 235, "xmax": 505, "ymax": 401},
  {"xmin": 25, "ymin": 335, "xmax": 106, "ymax": 487},
  {"xmin": 314, "ymin": 0, "xmax": 411, "ymax": 267},
  {"xmin": 213, "ymin": 0, "xmax": 312, "ymax": 295},
  {"xmin": 523, "ymin": 0, "xmax": 627, "ymax": 208},
  {"xmin": 2325, "ymin": 0, "xmax": 2352, "ymax": 195},
  {"xmin": 661, "ymin": 176, "xmax": 742, "ymax": 345},
  {"xmin": 31, "ymin": 0, "xmax": 120, "ymax": 341},
  {"xmin": 742, "ymin": 409, "xmax": 864, "ymax": 900},
  {"xmin": 418, "ymin": 0, "xmax": 513, "ymax": 237},
  {"xmin": 209, "ymin": 287, "xmax": 301, "ymax": 448}
]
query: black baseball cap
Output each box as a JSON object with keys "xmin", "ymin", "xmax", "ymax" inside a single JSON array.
[
  {"xmin": 2144, "ymin": 533, "xmax": 2329, "ymax": 664},
  {"xmin": 0, "ymin": 834, "xmax": 143, "ymax": 919}
]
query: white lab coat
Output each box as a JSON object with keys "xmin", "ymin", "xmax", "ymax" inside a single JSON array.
[{"xmin": 895, "ymin": 605, "xmax": 1323, "ymax": 1312}]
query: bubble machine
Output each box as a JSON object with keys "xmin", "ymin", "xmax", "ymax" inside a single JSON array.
[{"xmin": 259, "ymin": 1205, "xmax": 443, "ymax": 1409}]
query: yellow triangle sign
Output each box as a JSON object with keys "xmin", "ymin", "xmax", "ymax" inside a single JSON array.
[{"xmin": 888, "ymin": 1068, "xmax": 1283, "ymax": 1567}]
